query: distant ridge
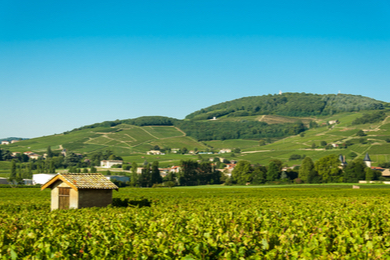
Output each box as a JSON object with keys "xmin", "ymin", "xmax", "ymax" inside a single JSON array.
[
  {"xmin": 185, "ymin": 93, "xmax": 388, "ymax": 120},
  {"xmin": 0, "ymin": 137, "xmax": 28, "ymax": 142}
]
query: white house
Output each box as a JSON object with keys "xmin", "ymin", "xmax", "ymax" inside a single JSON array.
[
  {"xmin": 100, "ymin": 160, "xmax": 123, "ymax": 168},
  {"xmin": 11, "ymin": 140, "xmax": 19, "ymax": 144},
  {"xmin": 219, "ymin": 149, "xmax": 232, "ymax": 154},
  {"xmin": 28, "ymin": 153, "xmax": 41, "ymax": 160},
  {"xmin": 33, "ymin": 174, "xmax": 57, "ymax": 185},
  {"xmin": 1, "ymin": 141, "xmax": 9, "ymax": 145},
  {"xmin": 147, "ymin": 150, "xmax": 164, "ymax": 155}
]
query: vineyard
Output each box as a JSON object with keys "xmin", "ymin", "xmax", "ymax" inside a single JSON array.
[{"xmin": 2, "ymin": 186, "xmax": 390, "ymax": 259}]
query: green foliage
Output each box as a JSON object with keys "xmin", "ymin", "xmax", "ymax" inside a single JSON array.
[
  {"xmin": 151, "ymin": 161, "xmax": 162, "ymax": 185},
  {"xmin": 71, "ymin": 116, "xmax": 179, "ymax": 132},
  {"xmin": 176, "ymin": 120, "xmax": 307, "ymax": 141},
  {"xmin": 186, "ymin": 93, "xmax": 385, "ymax": 120},
  {"xmin": 352, "ymin": 111, "xmax": 386, "ymax": 125},
  {"xmin": 266, "ymin": 162, "xmax": 280, "ymax": 182},
  {"xmin": 314, "ymin": 154, "xmax": 342, "ymax": 183},
  {"xmin": 4, "ymin": 187, "xmax": 390, "ymax": 258},
  {"xmin": 299, "ymin": 157, "xmax": 318, "ymax": 183},
  {"xmin": 231, "ymin": 161, "xmax": 253, "ymax": 185},
  {"xmin": 178, "ymin": 160, "xmax": 221, "ymax": 186},
  {"xmin": 343, "ymin": 159, "xmax": 366, "ymax": 183},
  {"xmin": 289, "ymin": 154, "xmax": 305, "ymax": 161},
  {"xmin": 356, "ymin": 130, "xmax": 366, "ymax": 136}
]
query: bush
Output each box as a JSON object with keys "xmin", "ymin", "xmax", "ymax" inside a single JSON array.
[
  {"xmin": 289, "ymin": 154, "xmax": 302, "ymax": 161},
  {"xmin": 112, "ymin": 198, "xmax": 152, "ymax": 207},
  {"xmin": 294, "ymin": 178, "xmax": 303, "ymax": 184},
  {"xmin": 122, "ymin": 164, "xmax": 131, "ymax": 170},
  {"xmin": 356, "ymin": 130, "xmax": 366, "ymax": 136}
]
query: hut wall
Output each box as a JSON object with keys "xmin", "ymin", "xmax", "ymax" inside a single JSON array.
[
  {"xmin": 51, "ymin": 183, "xmax": 59, "ymax": 211},
  {"xmin": 78, "ymin": 189, "xmax": 113, "ymax": 208}
]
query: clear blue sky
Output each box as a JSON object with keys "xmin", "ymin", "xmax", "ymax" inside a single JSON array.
[{"xmin": 1, "ymin": 1, "xmax": 389, "ymax": 138}]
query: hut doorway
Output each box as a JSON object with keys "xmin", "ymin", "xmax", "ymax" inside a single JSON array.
[{"xmin": 58, "ymin": 187, "xmax": 70, "ymax": 209}]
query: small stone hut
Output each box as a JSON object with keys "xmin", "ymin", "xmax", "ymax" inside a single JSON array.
[{"xmin": 41, "ymin": 173, "xmax": 118, "ymax": 210}]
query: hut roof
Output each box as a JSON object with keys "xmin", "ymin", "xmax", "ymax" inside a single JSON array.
[{"xmin": 41, "ymin": 173, "xmax": 119, "ymax": 191}]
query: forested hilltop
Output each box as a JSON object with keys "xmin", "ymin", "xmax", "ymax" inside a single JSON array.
[{"xmin": 186, "ymin": 93, "xmax": 387, "ymax": 120}]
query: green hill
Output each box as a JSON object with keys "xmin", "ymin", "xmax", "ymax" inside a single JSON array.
[
  {"xmin": 2, "ymin": 93, "xmax": 390, "ymax": 171},
  {"xmin": 186, "ymin": 92, "xmax": 387, "ymax": 120}
]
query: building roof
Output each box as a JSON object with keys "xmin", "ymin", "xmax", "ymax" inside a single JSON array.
[
  {"xmin": 364, "ymin": 153, "xmax": 371, "ymax": 162},
  {"xmin": 41, "ymin": 173, "xmax": 119, "ymax": 191}
]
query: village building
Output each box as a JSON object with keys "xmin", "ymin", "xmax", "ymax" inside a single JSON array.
[
  {"xmin": 28, "ymin": 153, "xmax": 41, "ymax": 160},
  {"xmin": 219, "ymin": 149, "xmax": 232, "ymax": 154},
  {"xmin": 170, "ymin": 166, "xmax": 181, "ymax": 173},
  {"xmin": 364, "ymin": 153, "xmax": 372, "ymax": 168},
  {"xmin": 11, "ymin": 140, "xmax": 19, "ymax": 144},
  {"xmin": 371, "ymin": 167, "xmax": 390, "ymax": 178},
  {"xmin": 339, "ymin": 154, "xmax": 348, "ymax": 168},
  {"xmin": 41, "ymin": 173, "xmax": 118, "ymax": 210},
  {"xmin": 146, "ymin": 150, "xmax": 164, "ymax": 155},
  {"xmin": 0, "ymin": 177, "xmax": 8, "ymax": 184},
  {"xmin": 328, "ymin": 120, "xmax": 339, "ymax": 125},
  {"xmin": 171, "ymin": 148, "xmax": 180, "ymax": 154},
  {"xmin": 1, "ymin": 141, "xmax": 10, "ymax": 145},
  {"xmin": 100, "ymin": 160, "xmax": 123, "ymax": 168}
]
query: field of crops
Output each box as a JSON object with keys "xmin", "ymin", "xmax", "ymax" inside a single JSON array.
[{"xmin": 2, "ymin": 185, "xmax": 390, "ymax": 259}]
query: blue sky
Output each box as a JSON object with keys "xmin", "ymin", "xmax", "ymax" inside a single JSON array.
[{"xmin": 1, "ymin": 1, "xmax": 389, "ymax": 138}]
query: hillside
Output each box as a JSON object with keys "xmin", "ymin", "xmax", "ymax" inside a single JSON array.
[
  {"xmin": 2, "ymin": 93, "xmax": 390, "ymax": 170},
  {"xmin": 186, "ymin": 93, "xmax": 388, "ymax": 120}
]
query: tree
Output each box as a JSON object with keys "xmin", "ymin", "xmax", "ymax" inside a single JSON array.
[
  {"xmin": 64, "ymin": 153, "xmax": 81, "ymax": 167},
  {"xmin": 348, "ymin": 152, "xmax": 358, "ymax": 159},
  {"xmin": 140, "ymin": 164, "xmax": 151, "ymax": 187},
  {"xmin": 320, "ymin": 141, "xmax": 327, "ymax": 147},
  {"xmin": 311, "ymin": 143, "xmax": 317, "ymax": 149},
  {"xmin": 151, "ymin": 161, "xmax": 162, "ymax": 184},
  {"xmin": 90, "ymin": 166, "xmax": 97, "ymax": 173},
  {"xmin": 181, "ymin": 147, "xmax": 188, "ymax": 154},
  {"xmin": 48, "ymin": 159, "xmax": 56, "ymax": 173},
  {"xmin": 251, "ymin": 165, "xmax": 267, "ymax": 184},
  {"xmin": 299, "ymin": 157, "xmax": 317, "ymax": 183},
  {"xmin": 178, "ymin": 160, "xmax": 198, "ymax": 186},
  {"xmin": 47, "ymin": 146, "xmax": 53, "ymax": 158},
  {"xmin": 365, "ymin": 167, "xmax": 374, "ymax": 181},
  {"xmin": 266, "ymin": 161, "xmax": 280, "ymax": 182},
  {"xmin": 131, "ymin": 162, "xmax": 138, "ymax": 186},
  {"xmin": 9, "ymin": 160, "xmax": 17, "ymax": 182},
  {"xmin": 153, "ymin": 145, "xmax": 160, "ymax": 151},
  {"xmin": 231, "ymin": 160, "xmax": 253, "ymax": 185},
  {"xmin": 314, "ymin": 154, "xmax": 343, "ymax": 183},
  {"xmin": 356, "ymin": 130, "xmax": 366, "ymax": 136}
]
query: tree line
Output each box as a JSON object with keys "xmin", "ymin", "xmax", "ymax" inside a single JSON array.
[
  {"xmin": 231, "ymin": 154, "xmax": 382, "ymax": 185},
  {"xmin": 175, "ymin": 121, "xmax": 307, "ymax": 141},
  {"xmin": 352, "ymin": 111, "xmax": 387, "ymax": 125}
]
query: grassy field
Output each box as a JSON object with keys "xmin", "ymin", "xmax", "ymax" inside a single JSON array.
[{"xmin": 2, "ymin": 185, "xmax": 390, "ymax": 258}]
